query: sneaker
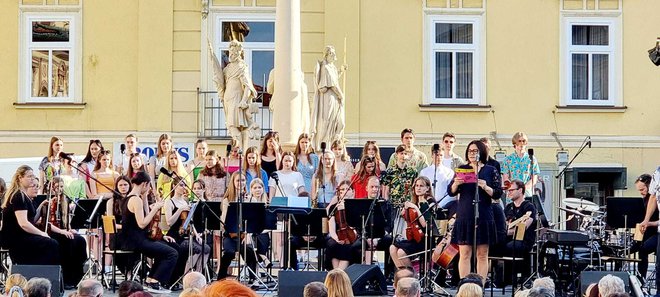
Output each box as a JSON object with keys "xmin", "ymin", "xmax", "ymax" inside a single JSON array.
[{"xmin": 146, "ymin": 282, "xmax": 171, "ymax": 294}]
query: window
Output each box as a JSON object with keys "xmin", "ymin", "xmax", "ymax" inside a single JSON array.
[
  {"xmin": 562, "ymin": 17, "xmax": 621, "ymax": 106},
  {"xmin": 426, "ymin": 15, "xmax": 483, "ymax": 105},
  {"xmin": 20, "ymin": 12, "xmax": 81, "ymax": 103}
]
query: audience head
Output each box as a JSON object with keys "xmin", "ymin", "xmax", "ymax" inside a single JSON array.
[
  {"xmin": 393, "ymin": 267, "xmax": 415, "ymax": 290},
  {"xmin": 25, "ymin": 278, "xmax": 51, "ymax": 297},
  {"xmin": 127, "ymin": 292, "xmax": 152, "ymax": 297},
  {"xmin": 303, "ymin": 282, "xmax": 328, "ymax": 297},
  {"xmin": 598, "ymin": 274, "xmax": 625, "ymax": 297},
  {"xmin": 527, "ymin": 287, "xmax": 555, "ymax": 297},
  {"xmin": 533, "ymin": 277, "xmax": 555, "ymax": 293},
  {"xmin": 76, "ymin": 279, "xmax": 103, "ymax": 297},
  {"xmin": 395, "ymin": 277, "xmax": 420, "ymax": 297},
  {"xmin": 456, "ymin": 283, "xmax": 483, "ymax": 297},
  {"xmin": 324, "ymin": 269, "xmax": 354, "ymax": 297},
  {"xmin": 584, "ymin": 283, "xmax": 599, "ymax": 297},
  {"xmin": 118, "ymin": 281, "xmax": 143, "ymax": 297},
  {"xmin": 515, "ymin": 289, "xmax": 530, "ymax": 297},
  {"xmin": 458, "ymin": 273, "xmax": 484, "ymax": 288},
  {"xmin": 203, "ymin": 279, "xmax": 257, "ymax": 297},
  {"xmin": 178, "ymin": 288, "xmax": 202, "ymax": 297},
  {"xmin": 182, "ymin": 272, "xmax": 207, "ymax": 291},
  {"xmin": 5, "ymin": 274, "xmax": 28, "ymax": 293},
  {"xmin": 607, "ymin": 293, "xmax": 630, "ymax": 297}
]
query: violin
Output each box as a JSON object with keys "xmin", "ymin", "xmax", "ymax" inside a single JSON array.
[
  {"xmin": 503, "ymin": 180, "xmax": 511, "ymax": 190},
  {"xmin": 403, "ymin": 205, "xmax": 424, "ymax": 243},
  {"xmin": 40, "ymin": 196, "xmax": 62, "ymax": 231},
  {"xmin": 179, "ymin": 209, "xmax": 189, "ymax": 236},
  {"xmin": 335, "ymin": 207, "xmax": 357, "ymax": 244},
  {"xmin": 148, "ymin": 187, "xmax": 164, "ymax": 241}
]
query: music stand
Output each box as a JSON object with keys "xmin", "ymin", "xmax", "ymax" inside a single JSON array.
[
  {"xmin": 526, "ymin": 195, "xmax": 550, "ymax": 228},
  {"xmin": 606, "ymin": 197, "xmax": 645, "ymax": 259},
  {"xmin": 196, "ymin": 201, "xmax": 222, "ymax": 232},
  {"xmin": 344, "ymin": 199, "xmax": 386, "ymax": 238},
  {"xmin": 32, "ymin": 195, "xmax": 48, "ymax": 210},
  {"xmin": 225, "ymin": 202, "xmax": 267, "ymax": 286},
  {"xmin": 71, "ymin": 199, "xmax": 106, "ymax": 229},
  {"xmin": 290, "ymin": 208, "xmax": 327, "ymax": 271}
]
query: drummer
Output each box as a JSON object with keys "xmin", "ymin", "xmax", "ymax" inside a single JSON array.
[{"xmin": 631, "ymin": 174, "xmax": 658, "ymax": 280}]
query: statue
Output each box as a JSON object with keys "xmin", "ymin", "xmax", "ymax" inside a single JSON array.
[
  {"xmin": 266, "ymin": 68, "xmax": 311, "ymax": 134},
  {"xmin": 311, "ymin": 45, "xmax": 346, "ymax": 150},
  {"xmin": 209, "ymin": 40, "xmax": 260, "ymax": 149}
]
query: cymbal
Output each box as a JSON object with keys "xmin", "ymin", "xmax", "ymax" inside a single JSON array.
[
  {"xmin": 557, "ymin": 206, "xmax": 587, "ymax": 217},
  {"xmin": 564, "ymin": 198, "xmax": 600, "ymax": 212}
]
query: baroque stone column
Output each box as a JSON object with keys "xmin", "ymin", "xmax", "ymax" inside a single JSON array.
[{"xmin": 271, "ymin": 0, "xmax": 304, "ymax": 148}]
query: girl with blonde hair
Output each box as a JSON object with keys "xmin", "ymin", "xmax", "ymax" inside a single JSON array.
[{"xmin": 324, "ymin": 269, "xmax": 354, "ymax": 297}]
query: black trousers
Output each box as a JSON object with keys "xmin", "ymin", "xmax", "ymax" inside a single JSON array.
[
  {"xmin": 494, "ymin": 240, "xmax": 532, "ymax": 286},
  {"xmin": 51, "ymin": 232, "xmax": 87, "ymax": 286},
  {"xmin": 631, "ymin": 234, "xmax": 657, "ymax": 277},
  {"xmin": 9, "ymin": 234, "xmax": 59, "ymax": 265},
  {"xmin": 135, "ymin": 239, "xmax": 178, "ymax": 285},
  {"xmin": 218, "ymin": 235, "xmax": 258, "ymax": 279},
  {"xmin": 164, "ymin": 241, "xmax": 189, "ymax": 285}
]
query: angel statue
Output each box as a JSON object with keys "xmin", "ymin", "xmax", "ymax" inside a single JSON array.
[
  {"xmin": 209, "ymin": 39, "xmax": 260, "ymax": 149},
  {"xmin": 311, "ymin": 45, "xmax": 347, "ymax": 150}
]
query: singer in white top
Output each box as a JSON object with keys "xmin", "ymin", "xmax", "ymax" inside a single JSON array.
[
  {"xmin": 116, "ymin": 134, "xmax": 147, "ymax": 176},
  {"xmin": 269, "ymin": 152, "xmax": 307, "ymax": 199},
  {"xmin": 419, "ymin": 144, "xmax": 455, "ymax": 208}
]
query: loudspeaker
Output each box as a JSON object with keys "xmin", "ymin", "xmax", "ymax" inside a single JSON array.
[
  {"xmin": 345, "ymin": 264, "xmax": 387, "ymax": 296},
  {"xmin": 11, "ymin": 265, "xmax": 63, "ymax": 297},
  {"xmin": 278, "ymin": 270, "xmax": 328, "ymax": 297},
  {"xmin": 579, "ymin": 271, "xmax": 630, "ymax": 296}
]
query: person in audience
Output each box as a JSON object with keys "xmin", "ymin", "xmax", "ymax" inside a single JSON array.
[
  {"xmin": 187, "ymin": 140, "xmax": 208, "ymax": 180},
  {"xmin": 25, "ymin": 278, "xmax": 51, "ymax": 297},
  {"xmin": 127, "ymin": 153, "xmax": 148, "ymax": 179},
  {"xmin": 527, "ymin": 287, "xmax": 555, "ymax": 297},
  {"xmin": 182, "ymin": 272, "xmax": 206, "ymax": 291},
  {"xmin": 515, "ymin": 289, "xmax": 530, "ymax": 297},
  {"xmin": 350, "ymin": 156, "xmax": 379, "ymax": 199},
  {"xmin": 355, "ymin": 141, "xmax": 386, "ymax": 173},
  {"xmin": 90, "ymin": 150, "xmax": 120, "ymax": 198},
  {"xmin": 608, "ymin": 293, "xmax": 630, "ymax": 297},
  {"xmin": 118, "ymin": 281, "xmax": 143, "ymax": 297},
  {"xmin": 203, "ymin": 279, "xmax": 258, "ymax": 297},
  {"xmin": 244, "ymin": 146, "xmax": 269, "ymax": 195},
  {"xmin": 198, "ymin": 150, "xmax": 228, "ymax": 202},
  {"xmin": 295, "ymin": 133, "xmax": 319, "ymax": 193},
  {"xmin": 598, "ymin": 274, "xmax": 625, "ymax": 297},
  {"xmin": 584, "ymin": 283, "xmax": 599, "ymax": 297},
  {"xmin": 395, "ymin": 277, "xmax": 420, "ymax": 297},
  {"xmin": 116, "ymin": 134, "xmax": 147, "ymax": 176},
  {"xmin": 440, "ymin": 132, "xmax": 465, "ymax": 170},
  {"xmin": 79, "ymin": 139, "xmax": 104, "ymax": 197},
  {"xmin": 304, "ymin": 282, "xmax": 328, "ymax": 297},
  {"xmin": 457, "ymin": 273, "xmax": 484, "ymax": 289},
  {"xmin": 260, "ymin": 131, "xmax": 282, "ymax": 178},
  {"xmin": 76, "ymin": 279, "xmax": 103, "ymax": 297},
  {"xmin": 532, "ymin": 277, "xmax": 555, "ymax": 293},
  {"xmin": 324, "ymin": 269, "xmax": 354, "ymax": 297},
  {"xmin": 127, "ymin": 292, "xmax": 153, "ymax": 297},
  {"xmin": 393, "ymin": 267, "xmax": 415, "ymax": 291},
  {"xmin": 456, "ymin": 283, "xmax": 482, "ymax": 297},
  {"xmin": 178, "ymin": 288, "xmax": 201, "ymax": 297},
  {"xmin": 331, "ymin": 140, "xmax": 354, "ymax": 182},
  {"xmin": 4, "ymin": 274, "xmax": 27, "ymax": 297},
  {"xmin": 387, "ymin": 128, "xmax": 428, "ymax": 172}
]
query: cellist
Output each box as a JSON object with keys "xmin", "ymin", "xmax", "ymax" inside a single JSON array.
[
  {"xmin": 325, "ymin": 180, "xmax": 357, "ymax": 270},
  {"xmin": 389, "ymin": 176, "xmax": 432, "ymax": 269},
  {"xmin": 35, "ymin": 176, "xmax": 87, "ymax": 289}
]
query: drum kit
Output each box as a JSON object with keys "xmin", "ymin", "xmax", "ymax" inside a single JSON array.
[{"xmin": 540, "ymin": 198, "xmax": 638, "ymax": 294}]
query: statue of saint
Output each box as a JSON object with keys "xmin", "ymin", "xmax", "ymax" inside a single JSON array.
[
  {"xmin": 311, "ymin": 45, "xmax": 346, "ymax": 149},
  {"xmin": 217, "ymin": 40, "xmax": 260, "ymax": 149}
]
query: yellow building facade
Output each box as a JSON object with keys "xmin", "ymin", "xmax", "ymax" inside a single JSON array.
[{"xmin": 1, "ymin": 0, "xmax": 659, "ymax": 209}]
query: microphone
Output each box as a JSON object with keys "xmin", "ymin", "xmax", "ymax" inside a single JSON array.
[
  {"xmin": 120, "ymin": 144, "xmax": 126, "ymax": 154},
  {"xmin": 528, "ymin": 148, "xmax": 534, "ymax": 158},
  {"xmin": 270, "ymin": 172, "xmax": 279, "ymax": 184},
  {"xmin": 160, "ymin": 167, "xmax": 176, "ymax": 178},
  {"xmin": 588, "ymin": 136, "xmax": 592, "ymax": 148},
  {"xmin": 432, "ymin": 143, "xmax": 440, "ymax": 154},
  {"xmin": 320, "ymin": 142, "xmax": 327, "ymax": 153},
  {"xmin": 226, "ymin": 143, "xmax": 232, "ymax": 155},
  {"xmin": 58, "ymin": 152, "xmax": 74, "ymax": 162}
]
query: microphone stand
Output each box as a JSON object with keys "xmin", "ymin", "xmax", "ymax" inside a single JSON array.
[
  {"xmin": 472, "ymin": 161, "xmax": 480, "ymax": 272},
  {"xmin": 554, "ymin": 136, "xmax": 590, "ymax": 226}
]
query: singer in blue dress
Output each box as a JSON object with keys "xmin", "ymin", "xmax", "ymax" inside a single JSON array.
[{"xmin": 447, "ymin": 140, "xmax": 502, "ymax": 281}]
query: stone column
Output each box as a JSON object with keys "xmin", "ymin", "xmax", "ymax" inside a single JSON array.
[{"xmin": 271, "ymin": 0, "xmax": 303, "ymax": 148}]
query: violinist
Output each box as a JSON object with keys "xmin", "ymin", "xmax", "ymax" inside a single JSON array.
[
  {"xmin": 1, "ymin": 166, "xmax": 59, "ymax": 266},
  {"xmin": 35, "ymin": 176, "xmax": 87, "ymax": 289},
  {"xmin": 217, "ymin": 172, "xmax": 258, "ymax": 280},
  {"xmin": 389, "ymin": 176, "xmax": 431, "ymax": 269},
  {"xmin": 164, "ymin": 177, "xmax": 208, "ymax": 275},
  {"xmin": 326, "ymin": 180, "xmax": 357, "ymax": 270},
  {"xmin": 119, "ymin": 171, "xmax": 178, "ymax": 293}
]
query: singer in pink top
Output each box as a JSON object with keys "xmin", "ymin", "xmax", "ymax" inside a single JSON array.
[{"xmin": 225, "ymin": 140, "xmax": 241, "ymax": 174}]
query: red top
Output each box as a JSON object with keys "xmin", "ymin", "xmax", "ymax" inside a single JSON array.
[{"xmin": 351, "ymin": 174, "xmax": 379, "ymax": 199}]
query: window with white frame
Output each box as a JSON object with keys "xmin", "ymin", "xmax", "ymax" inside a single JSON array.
[
  {"xmin": 214, "ymin": 15, "xmax": 275, "ymax": 106},
  {"xmin": 426, "ymin": 15, "xmax": 483, "ymax": 105},
  {"xmin": 563, "ymin": 17, "xmax": 620, "ymax": 106},
  {"xmin": 21, "ymin": 12, "xmax": 80, "ymax": 103}
]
